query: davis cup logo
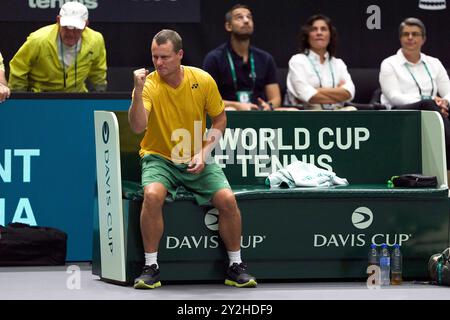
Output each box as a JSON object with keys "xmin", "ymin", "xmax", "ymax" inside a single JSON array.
[
  {"xmin": 204, "ymin": 208, "xmax": 219, "ymax": 231},
  {"xmin": 351, "ymin": 207, "xmax": 373, "ymax": 229},
  {"xmin": 102, "ymin": 121, "xmax": 109, "ymax": 144}
]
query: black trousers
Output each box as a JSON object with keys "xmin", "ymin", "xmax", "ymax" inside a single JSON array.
[{"xmin": 393, "ymin": 100, "xmax": 450, "ymax": 170}]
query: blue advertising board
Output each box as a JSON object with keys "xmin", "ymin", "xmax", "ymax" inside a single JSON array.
[{"xmin": 0, "ymin": 98, "xmax": 130, "ymax": 261}]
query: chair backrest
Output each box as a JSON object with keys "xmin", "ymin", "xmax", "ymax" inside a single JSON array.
[
  {"xmin": 370, "ymin": 88, "xmax": 382, "ymax": 104},
  {"xmin": 106, "ymin": 67, "xmax": 136, "ymax": 92},
  {"xmin": 347, "ymin": 68, "xmax": 380, "ymax": 104},
  {"xmin": 277, "ymin": 67, "xmax": 289, "ymax": 101},
  {"xmin": 277, "ymin": 67, "xmax": 381, "ymax": 105}
]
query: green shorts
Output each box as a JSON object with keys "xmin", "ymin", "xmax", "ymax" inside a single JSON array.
[{"xmin": 141, "ymin": 154, "xmax": 231, "ymax": 205}]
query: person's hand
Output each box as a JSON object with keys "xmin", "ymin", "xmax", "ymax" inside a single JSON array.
[
  {"xmin": 0, "ymin": 84, "xmax": 10, "ymax": 103},
  {"xmin": 133, "ymin": 68, "xmax": 149, "ymax": 93},
  {"xmin": 187, "ymin": 152, "xmax": 205, "ymax": 174},
  {"xmin": 237, "ymin": 102, "xmax": 259, "ymax": 111},
  {"xmin": 257, "ymin": 98, "xmax": 273, "ymax": 111},
  {"xmin": 435, "ymin": 97, "xmax": 449, "ymax": 117}
]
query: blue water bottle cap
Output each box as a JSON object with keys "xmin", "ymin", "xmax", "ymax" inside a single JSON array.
[
  {"xmin": 381, "ymin": 243, "xmax": 387, "ymax": 248},
  {"xmin": 370, "ymin": 243, "xmax": 377, "ymax": 249},
  {"xmin": 394, "ymin": 244, "xmax": 400, "ymax": 249}
]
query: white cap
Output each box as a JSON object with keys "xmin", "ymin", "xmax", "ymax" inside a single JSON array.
[{"xmin": 59, "ymin": 1, "xmax": 88, "ymax": 30}]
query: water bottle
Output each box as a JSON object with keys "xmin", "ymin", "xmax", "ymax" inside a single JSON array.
[
  {"xmin": 391, "ymin": 244, "xmax": 403, "ymax": 285},
  {"xmin": 379, "ymin": 243, "xmax": 390, "ymax": 286},
  {"xmin": 368, "ymin": 243, "xmax": 379, "ymax": 268}
]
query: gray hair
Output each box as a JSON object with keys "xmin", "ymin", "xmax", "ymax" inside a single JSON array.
[
  {"xmin": 399, "ymin": 17, "xmax": 426, "ymax": 38},
  {"xmin": 153, "ymin": 29, "xmax": 183, "ymax": 52}
]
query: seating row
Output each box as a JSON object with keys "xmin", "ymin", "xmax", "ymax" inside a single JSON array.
[{"xmin": 106, "ymin": 67, "xmax": 381, "ymax": 104}]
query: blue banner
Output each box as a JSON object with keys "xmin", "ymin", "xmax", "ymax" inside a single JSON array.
[{"xmin": 0, "ymin": 98, "xmax": 130, "ymax": 261}]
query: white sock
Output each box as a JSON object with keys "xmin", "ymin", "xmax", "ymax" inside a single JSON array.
[
  {"xmin": 227, "ymin": 250, "xmax": 242, "ymax": 267},
  {"xmin": 145, "ymin": 252, "xmax": 158, "ymax": 268}
]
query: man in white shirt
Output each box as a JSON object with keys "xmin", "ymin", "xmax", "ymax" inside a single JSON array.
[
  {"xmin": 379, "ymin": 17, "xmax": 450, "ymax": 169},
  {"xmin": 379, "ymin": 18, "xmax": 450, "ymax": 110},
  {"xmin": 285, "ymin": 14, "xmax": 355, "ymax": 110}
]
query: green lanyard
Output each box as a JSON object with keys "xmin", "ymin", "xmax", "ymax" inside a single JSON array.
[
  {"xmin": 404, "ymin": 61, "xmax": 434, "ymax": 99},
  {"xmin": 59, "ymin": 36, "xmax": 78, "ymax": 90},
  {"xmin": 307, "ymin": 53, "xmax": 335, "ymax": 88},
  {"xmin": 307, "ymin": 52, "xmax": 336, "ymax": 109},
  {"xmin": 226, "ymin": 50, "xmax": 256, "ymax": 91}
]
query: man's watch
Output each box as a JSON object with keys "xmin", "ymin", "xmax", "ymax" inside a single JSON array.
[{"xmin": 268, "ymin": 102, "xmax": 274, "ymax": 111}]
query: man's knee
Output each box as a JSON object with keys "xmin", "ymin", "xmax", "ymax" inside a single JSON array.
[
  {"xmin": 213, "ymin": 189, "xmax": 239, "ymax": 213},
  {"xmin": 143, "ymin": 184, "xmax": 167, "ymax": 207}
]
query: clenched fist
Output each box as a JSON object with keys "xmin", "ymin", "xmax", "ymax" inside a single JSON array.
[{"xmin": 133, "ymin": 68, "xmax": 149, "ymax": 92}]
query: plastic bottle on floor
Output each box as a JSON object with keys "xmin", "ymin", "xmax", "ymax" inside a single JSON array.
[
  {"xmin": 368, "ymin": 243, "xmax": 379, "ymax": 268},
  {"xmin": 379, "ymin": 243, "xmax": 390, "ymax": 286},
  {"xmin": 391, "ymin": 244, "xmax": 403, "ymax": 285}
]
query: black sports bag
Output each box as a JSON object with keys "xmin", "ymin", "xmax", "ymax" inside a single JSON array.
[
  {"xmin": 0, "ymin": 223, "xmax": 67, "ymax": 266},
  {"xmin": 388, "ymin": 174, "xmax": 438, "ymax": 188}
]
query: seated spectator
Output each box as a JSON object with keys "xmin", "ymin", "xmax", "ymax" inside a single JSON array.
[
  {"xmin": 0, "ymin": 52, "xmax": 10, "ymax": 103},
  {"xmin": 285, "ymin": 14, "xmax": 356, "ymax": 111},
  {"xmin": 379, "ymin": 17, "xmax": 450, "ymax": 169},
  {"xmin": 203, "ymin": 4, "xmax": 281, "ymax": 111},
  {"xmin": 9, "ymin": 1, "xmax": 107, "ymax": 92}
]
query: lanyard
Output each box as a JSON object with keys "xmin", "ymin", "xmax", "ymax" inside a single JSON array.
[
  {"xmin": 226, "ymin": 50, "xmax": 256, "ymax": 91},
  {"xmin": 307, "ymin": 53, "xmax": 335, "ymax": 88},
  {"xmin": 404, "ymin": 61, "xmax": 434, "ymax": 98},
  {"xmin": 59, "ymin": 36, "xmax": 78, "ymax": 90},
  {"xmin": 307, "ymin": 53, "xmax": 336, "ymax": 109}
]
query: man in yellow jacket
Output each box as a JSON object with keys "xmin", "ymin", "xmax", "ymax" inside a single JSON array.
[{"xmin": 9, "ymin": 1, "xmax": 107, "ymax": 93}]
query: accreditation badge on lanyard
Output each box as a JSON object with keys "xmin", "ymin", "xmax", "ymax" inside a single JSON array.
[
  {"xmin": 227, "ymin": 50, "xmax": 256, "ymax": 104},
  {"xmin": 307, "ymin": 53, "xmax": 336, "ymax": 110},
  {"xmin": 236, "ymin": 91, "xmax": 252, "ymax": 103},
  {"xmin": 404, "ymin": 61, "xmax": 434, "ymax": 102}
]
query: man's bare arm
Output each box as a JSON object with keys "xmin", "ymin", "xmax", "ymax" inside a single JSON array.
[{"xmin": 128, "ymin": 68, "xmax": 149, "ymax": 133}]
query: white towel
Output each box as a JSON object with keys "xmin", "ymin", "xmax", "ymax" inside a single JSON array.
[{"xmin": 266, "ymin": 161, "xmax": 349, "ymax": 188}]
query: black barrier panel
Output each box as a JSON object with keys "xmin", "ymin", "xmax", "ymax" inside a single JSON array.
[{"xmin": 0, "ymin": 0, "xmax": 201, "ymax": 23}]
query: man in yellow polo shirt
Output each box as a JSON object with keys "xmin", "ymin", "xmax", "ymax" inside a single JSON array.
[{"xmin": 129, "ymin": 29, "xmax": 257, "ymax": 289}]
